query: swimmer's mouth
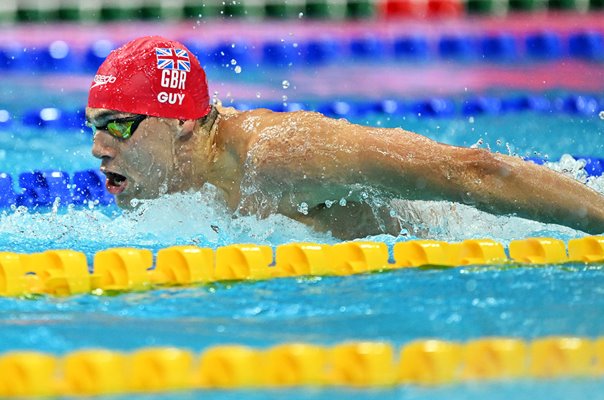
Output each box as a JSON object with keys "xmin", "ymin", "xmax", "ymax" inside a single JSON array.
[{"xmin": 104, "ymin": 171, "xmax": 128, "ymax": 195}]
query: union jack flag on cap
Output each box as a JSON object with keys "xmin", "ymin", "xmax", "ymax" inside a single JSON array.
[{"xmin": 155, "ymin": 47, "xmax": 191, "ymax": 72}]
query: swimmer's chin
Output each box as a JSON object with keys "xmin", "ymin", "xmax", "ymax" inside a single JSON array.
[{"xmin": 115, "ymin": 195, "xmax": 135, "ymax": 209}]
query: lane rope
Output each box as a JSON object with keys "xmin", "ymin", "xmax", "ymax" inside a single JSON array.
[
  {"xmin": 1, "ymin": 92, "xmax": 602, "ymax": 133},
  {"xmin": 1, "ymin": 236, "xmax": 603, "ymax": 297},
  {"xmin": 1, "ymin": 29, "xmax": 603, "ymax": 74},
  {"xmin": 0, "ymin": 336, "xmax": 602, "ymax": 396}
]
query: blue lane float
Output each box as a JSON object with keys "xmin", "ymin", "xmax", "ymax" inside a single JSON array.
[
  {"xmin": 0, "ymin": 170, "xmax": 114, "ymax": 209},
  {"xmin": 1, "ymin": 92, "xmax": 603, "ymax": 131},
  {"xmin": 438, "ymin": 35, "xmax": 478, "ymax": 61},
  {"xmin": 462, "ymin": 96, "xmax": 503, "ymax": 116},
  {"xmin": 525, "ymin": 31, "xmax": 565, "ymax": 61},
  {"xmin": 210, "ymin": 41, "xmax": 254, "ymax": 67},
  {"xmin": 349, "ymin": 35, "xmax": 388, "ymax": 60},
  {"xmin": 568, "ymin": 31, "xmax": 604, "ymax": 61},
  {"xmin": 304, "ymin": 38, "xmax": 342, "ymax": 65},
  {"xmin": 412, "ymin": 98, "xmax": 456, "ymax": 117},
  {"xmin": 310, "ymin": 94, "xmax": 603, "ymax": 119},
  {"xmin": 22, "ymin": 108, "xmax": 86, "ymax": 129},
  {"xmin": 84, "ymin": 39, "xmax": 118, "ymax": 72},
  {"xmin": 393, "ymin": 35, "xmax": 430, "ymax": 61},
  {"xmin": 480, "ymin": 33, "xmax": 519, "ymax": 62},
  {"xmin": 1, "ymin": 30, "xmax": 603, "ymax": 73},
  {"xmin": 562, "ymin": 94, "xmax": 602, "ymax": 115},
  {"xmin": 262, "ymin": 41, "xmax": 302, "ymax": 67}
]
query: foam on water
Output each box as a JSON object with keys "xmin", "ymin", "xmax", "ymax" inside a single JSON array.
[{"xmin": 0, "ymin": 183, "xmax": 335, "ymax": 255}]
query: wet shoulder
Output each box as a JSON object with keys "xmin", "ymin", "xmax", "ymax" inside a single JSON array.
[
  {"xmin": 223, "ymin": 108, "xmax": 353, "ymax": 137},
  {"xmin": 219, "ymin": 107, "xmax": 274, "ymax": 135}
]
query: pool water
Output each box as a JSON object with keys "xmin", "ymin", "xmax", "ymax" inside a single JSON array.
[
  {"xmin": 98, "ymin": 381, "xmax": 604, "ymax": 400},
  {"xmin": 1, "ymin": 58, "xmax": 604, "ymax": 398}
]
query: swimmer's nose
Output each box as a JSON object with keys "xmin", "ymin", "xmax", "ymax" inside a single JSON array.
[{"xmin": 91, "ymin": 132, "xmax": 117, "ymax": 160}]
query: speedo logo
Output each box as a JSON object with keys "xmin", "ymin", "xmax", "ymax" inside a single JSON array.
[{"xmin": 91, "ymin": 74, "xmax": 116, "ymax": 88}]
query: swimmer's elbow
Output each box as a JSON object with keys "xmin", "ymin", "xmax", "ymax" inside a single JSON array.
[
  {"xmin": 454, "ymin": 148, "xmax": 520, "ymax": 196},
  {"xmin": 464, "ymin": 148, "xmax": 514, "ymax": 180}
]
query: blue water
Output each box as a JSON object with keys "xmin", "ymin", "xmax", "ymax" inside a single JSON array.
[
  {"xmin": 3, "ymin": 265, "xmax": 604, "ymax": 354},
  {"xmin": 1, "ymin": 73, "xmax": 604, "ymax": 398},
  {"xmin": 96, "ymin": 381, "xmax": 604, "ymax": 400}
]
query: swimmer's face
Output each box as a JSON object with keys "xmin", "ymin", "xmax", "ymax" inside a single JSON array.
[{"xmin": 87, "ymin": 107, "xmax": 183, "ymax": 208}]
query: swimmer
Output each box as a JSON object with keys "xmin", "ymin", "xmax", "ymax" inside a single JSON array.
[{"xmin": 86, "ymin": 36, "xmax": 604, "ymax": 239}]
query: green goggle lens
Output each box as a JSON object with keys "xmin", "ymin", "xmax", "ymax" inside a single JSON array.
[
  {"xmin": 106, "ymin": 120, "xmax": 135, "ymax": 139},
  {"xmin": 87, "ymin": 115, "xmax": 147, "ymax": 140}
]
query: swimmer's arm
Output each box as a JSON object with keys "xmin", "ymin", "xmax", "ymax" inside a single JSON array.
[
  {"xmin": 253, "ymin": 111, "xmax": 604, "ymax": 234},
  {"xmin": 355, "ymin": 128, "xmax": 604, "ymax": 234}
]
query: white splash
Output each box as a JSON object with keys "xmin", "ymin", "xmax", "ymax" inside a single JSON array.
[
  {"xmin": 0, "ymin": 184, "xmax": 334, "ymax": 252},
  {"xmin": 390, "ymin": 199, "xmax": 582, "ymax": 244},
  {"xmin": 544, "ymin": 154, "xmax": 588, "ymax": 183}
]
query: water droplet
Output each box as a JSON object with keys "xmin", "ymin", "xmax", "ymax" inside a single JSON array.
[
  {"xmin": 297, "ymin": 202, "xmax": 309, "ymax": 215},
  {"xmin": 256, "ymin": 92, "xmax": 261, "ymax": 98},
  {"xmin": 234, "ymin": 65, "xmax": 242, "ymax": 73},
  {"xmin": 281, "ymin": 80, "xmax": 290, "ymax": 89},
  {"xmin": 461, "ymin": 191, "xmax": 476, "ymax": 205},
  {"xmin": 600, "ymin": 110, "xmax": 604, "ymax": 120},
  {"xmin": 506, "ymin": 143, "xmax": 513, "ymax": 156},
  {"xmin": 470, "ymin": 138, "xmax": 483, "ymax": 149},
  {"xmin": 230, "ymin": 59, "xmax": 237, "ymax": 65},
  {"xmin": 282, "ymin": 95, "xmax": 288, "ymax": 102},
  {"xmin": 325, "ymin": 200, "xmax": 334, "ymax": 208},
  {"xmin": 298, "ymin": 12, "xmax": 304, "ymax": 18},
  {"xmin": 339, "ymin": 198, "xmax": 347, "ymax": 206}
]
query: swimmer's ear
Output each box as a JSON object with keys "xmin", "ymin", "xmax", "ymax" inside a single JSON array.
[{"xmin": 176, "ymin": 119, "xmax": 196, "ymax": 141}]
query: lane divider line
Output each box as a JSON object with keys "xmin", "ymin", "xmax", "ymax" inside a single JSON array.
[
  {"xmin": 2, "ymin": 92, "xmax": 602, "ymax": 133},
  {"xmin": 1, "ymin": 236, "xmax": 603, "ymax": 297},
  {"xmin": 0, "ymin": 337, "xmax": 602, "ymax": 396}
]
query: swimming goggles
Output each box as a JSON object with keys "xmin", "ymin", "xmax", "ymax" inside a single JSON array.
[{"xmin": 87, "ymin": 115, "xmax": 147, "ymax": 140}]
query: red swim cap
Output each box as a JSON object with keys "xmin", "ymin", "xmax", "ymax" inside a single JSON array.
[{"xmin": 87, "ymin": 36, "xmax": 211, "ymax": 120}]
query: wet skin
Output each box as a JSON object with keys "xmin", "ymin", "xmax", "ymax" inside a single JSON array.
[{"xmin": 88, "ymin": 105, "xmax": 604, "ymax": 239}]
